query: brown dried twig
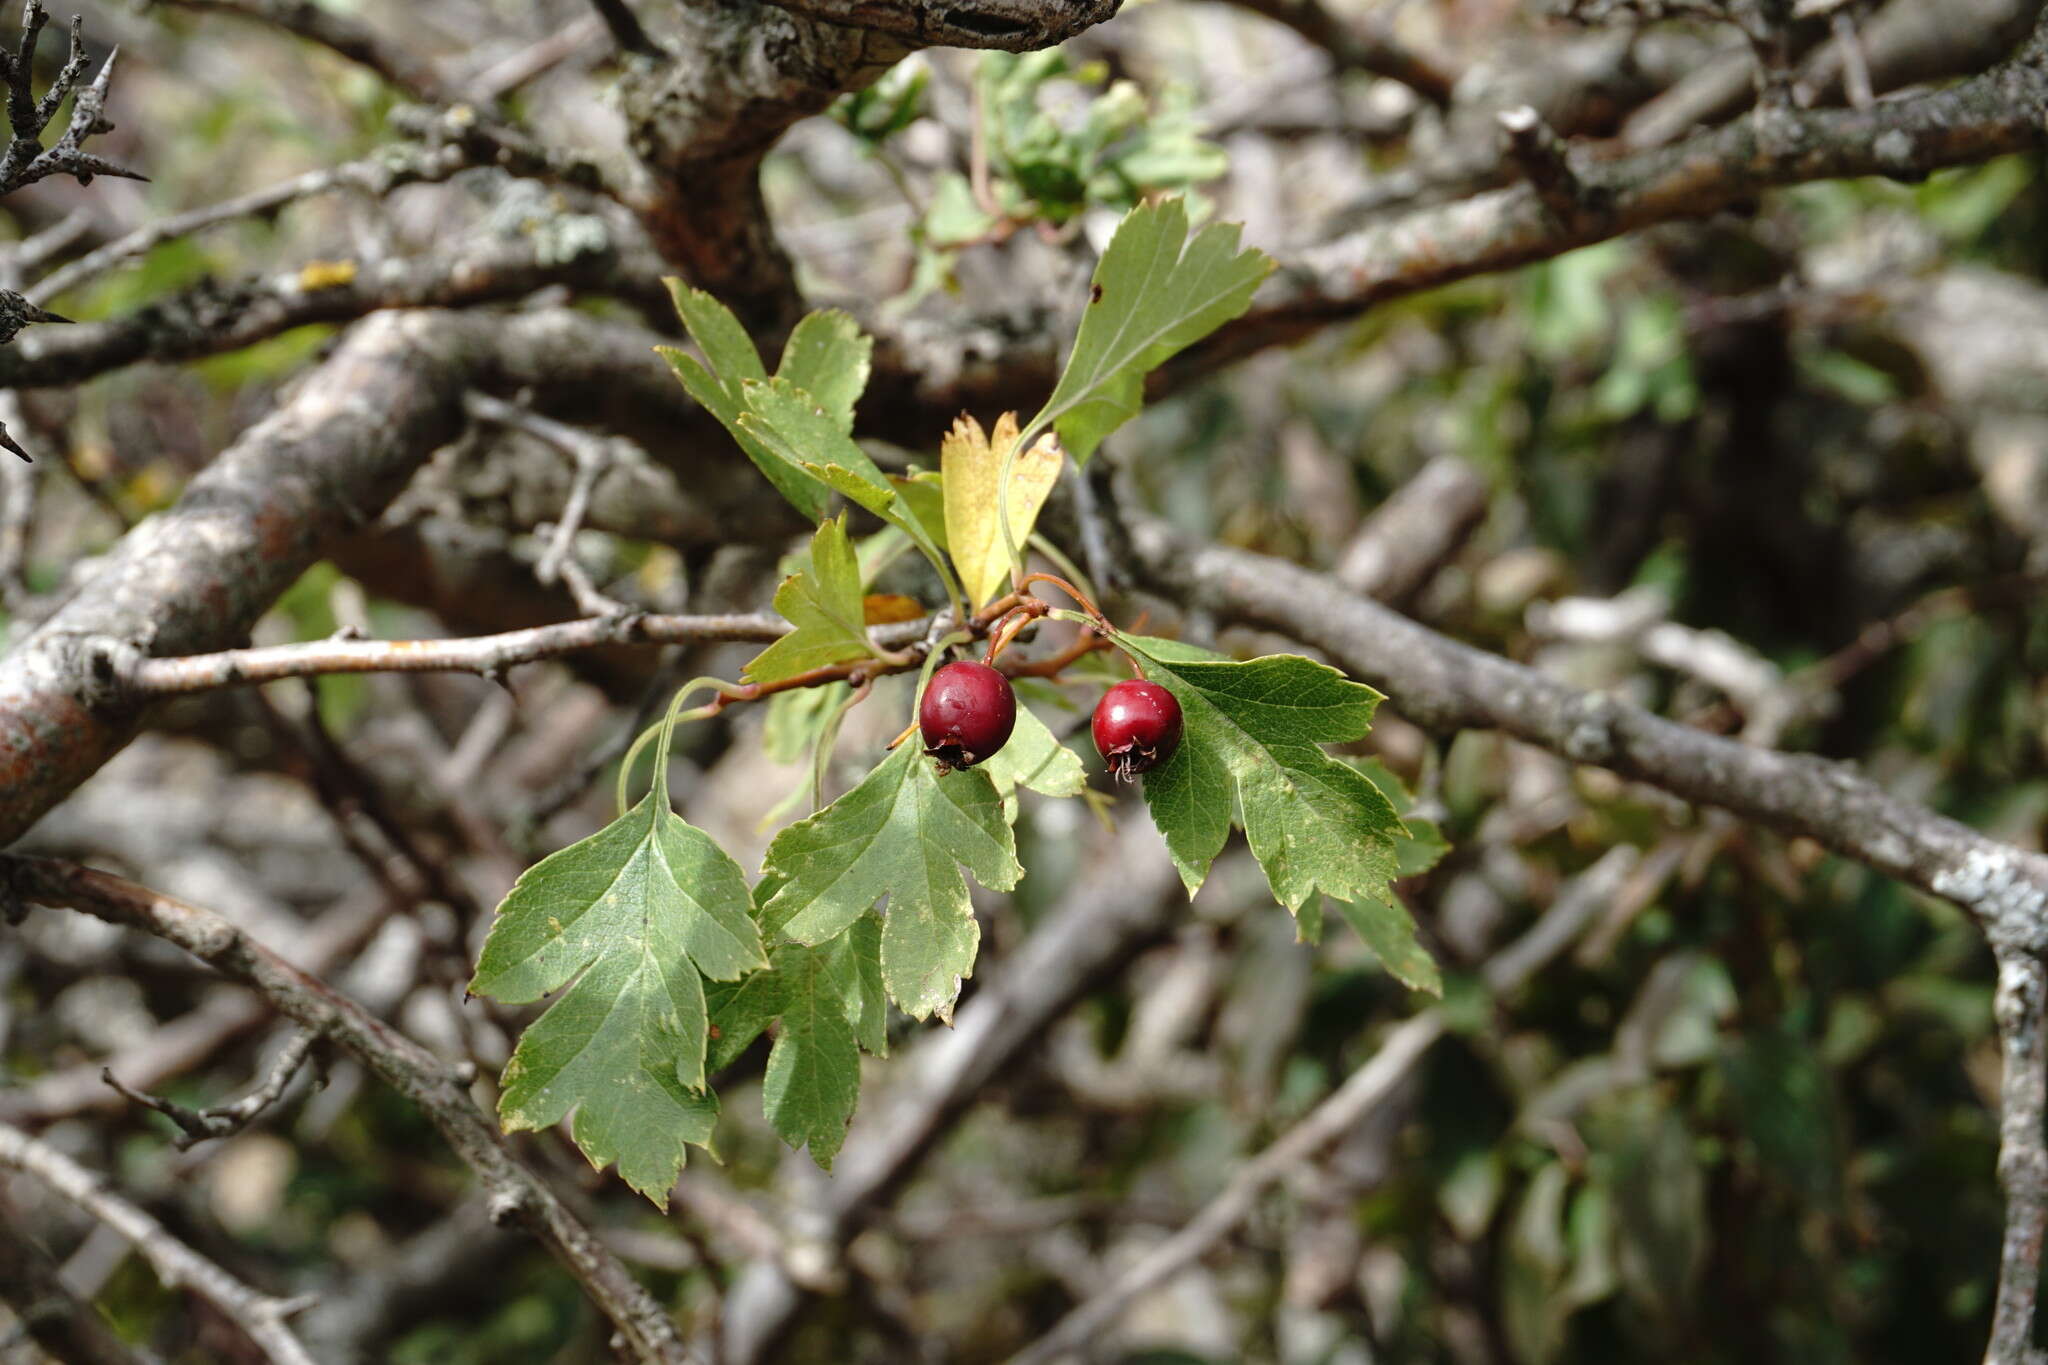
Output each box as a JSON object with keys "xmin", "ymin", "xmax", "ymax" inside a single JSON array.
[{"xmin": 102, "ymin": 1029, "xmax": 323, "ymax": 1151}]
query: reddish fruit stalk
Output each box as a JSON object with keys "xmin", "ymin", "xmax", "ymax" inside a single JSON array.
[
  {"xmin": 919, "ymin": 660, "xmax": 1016, "ymax": 772},
  {"xmin": 1092, "ymin": 679, "xmax": 1183, "ymax": 781}
]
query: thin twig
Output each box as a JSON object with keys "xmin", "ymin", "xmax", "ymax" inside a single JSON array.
[
  {"xmin": 29, "ymin": 143, "xmax": 480, "ymax": 306},
  {"xmin": 0, "ymin": 1118, "xmax": 319, "ymax": 1365},
  {"xmin": 1006, "ymin": 846, "xmax": 1642, "ymax": 1365},
  {"xmin": 0, "ymin": 855, "xmax": 702, "ymax": 1364},
  {"xmin": 1830, "ymin": 7, "xmax": 1874, "ymax": 109},
  {"xmin": 127, "ymin": 612, "xmax": 791, "ymax": 693},
  {"xmin": 103, "ymin": 1029, "xmax": 321, "ymax": 1151},
  {"xmin": 1497, "ymin": 105, "xmax": 1600, "ymax": 229},
  {"xmin": 463, "ymin": 391, "xmax": 616, "ymax": 589},
  {"xmin": 1226, "ymin": 0, "xmax": 1459, "ymax": 106},
  {"xmin": 146, "ymin": 0, "xmax": 450, "ymax": 103},
  {"xmin": 465, "ymin": 14, "xmax": 606, "ymax": 102}
]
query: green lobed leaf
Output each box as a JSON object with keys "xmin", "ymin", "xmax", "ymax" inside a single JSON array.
[
  {"xmin": 738, "ymin": 376, "xmax": 891, "ymax": 492},
  {"xmin": 759, "ymin": 938, "xmax": 865, "ymax": 1169},
  {"xmin": 705, "ymin": 888, "xmax": 887, "ymax": 1170},
  {"xmin": 982, "ymin": 702, "xmax": 1088, "ymax": 820},
  {"xmin": 766, "ymin": 436, "xmax": 962, "ymax": 617},
  {"xmin": 1333, "ymin": 895, "xmax": 1442, "ymax": 996},
  {"xmin": 659, "ymin": 283, "xmax": 833, "ymax": 522},
  {"xmin": 1351, "ymin": 755, "xmax": 1451, "ymax": 879},
  {"xmin": 1027, "ymin": 197, "xmax": 1274, "ymax": 464},
  {"xmin": 1331, "ymin": 756, "xmax": 1447, "ymax": 994},
  {"xmin": 775, "ymin": 310, "xmax": 872, "ymax": 434},
  {"xmin": 743, "ymin": 516, "xmax": 876, "ymax": 684},
  {"xmin": 760, "ymin": 742, "xmax": 1021, "ymax": 1022},
  {"xmin": 470, "ymin": 759, "xmax": 767, "ymax": 1206},
  {"xmin": 1114, "ymin": 634, "xmax": 1403, "ymax": 917}
]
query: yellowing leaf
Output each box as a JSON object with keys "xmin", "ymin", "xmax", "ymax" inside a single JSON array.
[
  {"xmin": 862, "ymin": 593, "xmax": 924, "ymax": 625},
  {"xmin": 941, "ymin": 412, "xmax": 1064, "ymax": 610},
  {"xmin": 296, "ymin": 260, "xmax": 358, "ymax": 291}
]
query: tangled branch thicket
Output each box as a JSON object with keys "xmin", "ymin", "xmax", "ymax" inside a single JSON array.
[{"xmin": 3, "ymin": 0, "xmax": 2048, "ymax": 1362}]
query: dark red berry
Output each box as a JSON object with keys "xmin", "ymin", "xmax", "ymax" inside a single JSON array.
[
  {"xmin": 919, "ymin": 660, "xmax": 1016, "ymax": 772},
  {"xmin": 1092, "ymin": 679, "xmax": 1183, "ymax": 781}
]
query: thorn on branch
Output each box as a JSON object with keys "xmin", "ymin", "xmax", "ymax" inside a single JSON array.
[
  {"xmin": 0, "ymin": 5, "xmax": 146, "ymax": 197},
  {"xmin": 0, "ymin": 288, "xmax": 67, "ymax": 356},
  {"xmin": 1497, "ymin": 105, "xmax": 1604, "ymax": 230},
  {"xmin": 103, "ymin": 1029, "xmax": 324, "ymax": 1150}
]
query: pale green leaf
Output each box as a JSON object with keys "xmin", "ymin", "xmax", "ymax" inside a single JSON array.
[
  {"xmin": 982, "ymin": 702, "xmax": 1088, "ymax": 820},
  {"xmin": 744, "ymin": 516, "xmax": 876, "ymax": 684},
  {"xmin": 776, "ymin": 310, "xmax": 872, "ymax": 433},
  {"xmin": 705, "ymin": 889, "xmax": 888, "ymax": 1170},
  {"xmin": 760, "ymin": 743, "xmax": 1021, "ymax": 1021},
  {"xmin": 470, "ymin": 761, "xmax": 766, "ymax": 1205},
  {"xmin": 1028, "ymin": 198, "xmax": 1274, "ymax": 463},
  {"xmin": 660, "ymin": 284, "xmax": 832, "ymax": 522},
  {"xmin": 889, "ymin": 472, "xmax": 950, "ymax": 552},
  {"xmin": 1333, "ymin": 895, "xmax": 1442, "ymax": 996},
  {"xmin": 738, "ymin": 377, "xmax": 891, "ymax": 493}
]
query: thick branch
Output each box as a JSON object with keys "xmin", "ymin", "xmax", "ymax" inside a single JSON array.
[
  {"xmin": 0, "ymin": 856, "xmax": 699, "ymax": 1365},
  {"xmin": 1165, "ymin": 34, "xmax": 2048, "ymax": 381},
  {"xmin": 0, "ymin": 311, "xmax": 479, "ymax": 845},
  {"xmin": 1226, "ymin": 0, "xmax": 1458, "ymax": 105},
  {"xmin": 618, "ymin": 0, "xmax": 1117, "ymax": 330},
  {"xmin": 0, "ymin": 1116, "xmax": 318, "ymax": 1365},
  {"xmin": 0, "ymin": 233, "xmax": 663, "ymax": 391},
  {"xmin": 1989, "ymin": 945, "xmax": 2048, "ymax": 1365},
  {"xmin": 1126, "ymin": 517, "xmax": 2048, "ymax": 950},
  {"xmin": 756, "ymin": 0, "xmax": 1122, "ymax": 49}
]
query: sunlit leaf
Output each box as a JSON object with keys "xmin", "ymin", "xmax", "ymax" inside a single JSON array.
[
  {"xmin": 760, "ymin": 743, "xmax": 1020, "ymax": 1021},
  {"xmin": 1028, "ymin": 197, "xmax": 1273, "ymax": 463},
  {"xmin": 941, "ymin": 411, "xmax": 1065, "ymax": 609},
  {"xmin": 470, "ymin": 756, "xmax": 766, "ymax": 1205}
]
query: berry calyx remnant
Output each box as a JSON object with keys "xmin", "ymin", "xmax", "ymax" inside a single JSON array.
[
  {"xmin": 1092, "ymin": 679, "xmax": 1183, "ymax": 781},
  {"xmin": 919, "ymin": 660, "xmax": 1017, "ymax": 772}
]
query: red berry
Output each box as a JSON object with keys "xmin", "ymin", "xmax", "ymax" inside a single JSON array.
[
  {"xmin": 919, "ymin": 660, "xmax": 1016, "ymax": 772},
  {"xmin": 1092, "ymin": 679, "xmax": 1183, "ymax": 781}
]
